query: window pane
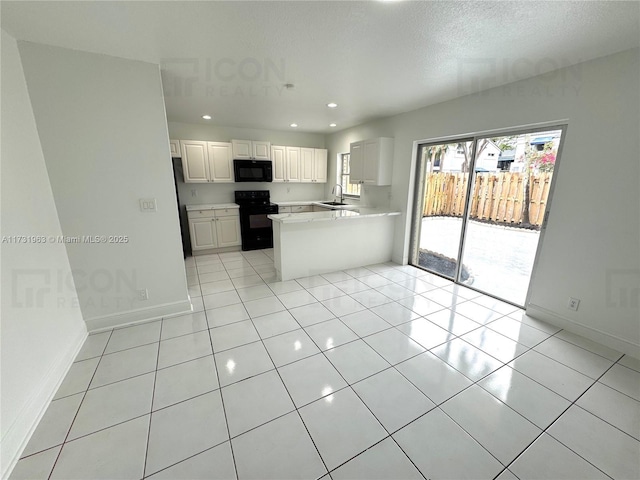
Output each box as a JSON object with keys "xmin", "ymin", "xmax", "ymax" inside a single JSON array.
[{"xmin": 339, "ymin": 153, "xmax": 360, "ymax": 197}]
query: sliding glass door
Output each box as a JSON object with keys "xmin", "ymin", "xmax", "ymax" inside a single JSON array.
[
  {"xmin": 413, "ymin": 140, "xmax": 474, "ymax": 280},
  {"xmin": 411, "ymin": 127, "xmax": 565, "ymax": 306}
]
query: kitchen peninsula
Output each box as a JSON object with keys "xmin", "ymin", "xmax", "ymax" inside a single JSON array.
[{"xmin": 268, "ymin": 208, "xmax": 401, "ymax": 281}]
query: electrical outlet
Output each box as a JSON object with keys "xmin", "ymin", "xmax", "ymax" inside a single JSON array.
[
  {"xmin": 567, "ymin": 297, "xmax": 580, "ymax": 311},
  {"xmin": 138, "ymin": 289, "xmax": 149, "ymax": 301},
  {"xmin": 191, "ymin": 189, "xmax": 197, "ymax": 197}
]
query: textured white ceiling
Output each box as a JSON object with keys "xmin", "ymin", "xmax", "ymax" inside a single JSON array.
[{"xmin": 2, "ymin": 1, "xmax": 639, "ymax": 133}]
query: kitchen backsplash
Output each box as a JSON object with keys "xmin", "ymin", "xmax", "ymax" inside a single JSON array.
[{"xmin": 177, "ymin": 181, "xmax": 327, "ymax": 207}]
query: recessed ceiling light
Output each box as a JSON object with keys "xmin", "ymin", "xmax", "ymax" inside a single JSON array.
[
  {"xmin": 329, "ymin": 123, "xmax": 337, "ymax": 127},
  {"xmin": 290, "ymin": 123, "xmax": 298, "ymax": 128},
  {"xmin": 202, "ymin": 115, "xmax": 212, "ymax": 120},
  {"xmin": 327, "ymin": 103, "xmax": 338, "ymax": 108}
]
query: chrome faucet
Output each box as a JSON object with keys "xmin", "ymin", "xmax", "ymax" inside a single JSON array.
[{"xmin": 332, "ymin": 184, "xmax": 344, "ymax": 204}]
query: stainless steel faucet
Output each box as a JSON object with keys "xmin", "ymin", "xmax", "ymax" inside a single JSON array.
[{"xmin": 332, "ymin": 184, "xmax": 344, "ymax": 203}]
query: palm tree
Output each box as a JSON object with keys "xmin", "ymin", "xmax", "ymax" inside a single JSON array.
[{"xmin": 426, "ymin": 144, "xmax": 450, "ymax": 171}]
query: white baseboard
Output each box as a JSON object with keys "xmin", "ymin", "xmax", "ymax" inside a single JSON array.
[
  {"xmin": 527, "ymin": 303, "xmax": 640, "ymax": 359},
  {"xmin": 1, "ymin": 325, "xmax": 87, "ymax": 480},
  {"xmin": 85, "ymin": 299, "xmax": 192, "ymax": 332},
  {"xmin": 193, "ymin": 245, "xmax": 241, "ymax": 256}
]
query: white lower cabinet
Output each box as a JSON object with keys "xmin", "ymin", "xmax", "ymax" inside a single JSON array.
[
  {"xmin": 277, "ymin": 204, "xmax": 314, "ymax": 214},
  {"xmin": 291, "ymin": 205, "xmax": 313, "ymax": 213},
  {"xmin": 216, "ymin": 215, "xmax": 241, "ymax": 247},
  {"xmin": 188, "ymin": 208, "xmax": 241, "ymax": 251},
  {"xmin": 189, "ymin": 217, "xmax": 217, "ymax": 250}
]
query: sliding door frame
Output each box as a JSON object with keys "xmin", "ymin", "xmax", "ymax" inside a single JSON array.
[{"xmin": 409, "ymin": 121, "xmax": 569, "ymax": 308}]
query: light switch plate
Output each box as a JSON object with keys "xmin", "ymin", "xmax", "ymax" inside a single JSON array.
[{"xmin": 139, "ymin": 198, "xmax": 157, "ymax": 212}]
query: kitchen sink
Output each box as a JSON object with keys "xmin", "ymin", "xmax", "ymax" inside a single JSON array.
[{"xmin": 319, "ymin": 201, "xmax": 348, "ymax": 206}]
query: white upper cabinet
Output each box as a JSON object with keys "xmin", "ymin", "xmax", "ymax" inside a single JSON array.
[
  {"xmin": 349, "ymin": 137, "xmax": 394, "ymax": 186},
  {"xmin": 300, "ymin": 148, "xmax": 314, "ymax": 183},
  {"xmin": 169, "ymin": 139, "xmax": 181, "ymax": 158},
  {"xmin": 207, "ymin": 142, "xmax": 234, "ymax": 182},
  {"xmin": 231, "ymin": 139, "xmax": 252, "ymax": 159},
  {"xmin": 271, "ymin": 145, "xmax": 286, "ymax": 182},
  {"xmin": 363, "ymin": 139, "xmax": 381, "ymax": 184},
  {"xmin": 281, "ymin": 147, "xmax": 327, "ymax": 184},
  {"xmin": 286, "ymin": 147, "xmax": 301, "ymax": 182},
  {"xmin": 300, "ymin": 148, "xmax": 327, "ymax": 183},
  {"xmin": 313, "ymin": 149, "xmax": 328, "ymax": 183},
  {"xmin": 181, "ymin": 140, "xmax": 233, "ymax": 183},
  {"xmin": 349, "ymin": 141, "xmax": 365, "ymax": 184},
  {"xmin": 252, "ymin": 141, "xmax": 271, "ymax": 160},
  {"xmin": 272, "ymin": 145, "xmax": 303, "ymax": 182},
  {"xmin": 177, "ymin": 137, "xmax": 325, "ymax": 184},
  {"xmin": 181, "ymin": 140, "xmax": 209, "ymax": 183},
  {"xmin": 232, "ymin": 139, "xmax": 271, "ymax": 160}
]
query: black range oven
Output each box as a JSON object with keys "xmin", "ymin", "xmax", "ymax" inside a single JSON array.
[{"xmin": 234, "ymin": 190, "xmax": 278, "ymax": 251}]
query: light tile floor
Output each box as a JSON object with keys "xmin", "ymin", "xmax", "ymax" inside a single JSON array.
[{"xmin": 11, "ymin": 249, "xmax": 640, "ymax": 480}]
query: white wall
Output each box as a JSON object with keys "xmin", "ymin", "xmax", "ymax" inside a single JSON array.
[
  {"xmin": 323, "ymin": 118, "xmax": 395, "ymax": 208},
  {"xmin": 326, "ymin": 49, "xmax": 640, "ymax": 357},
  {"xmin": 1, "ymin": 30, "xmax": 87, "ymax": 477},
  {"xmin": 168, "ymin": 121, "xmax": 328, "ymax": 205},
  {"xmin": 17, "ymin": 42, "xmax": 190, "ymax": 330}
]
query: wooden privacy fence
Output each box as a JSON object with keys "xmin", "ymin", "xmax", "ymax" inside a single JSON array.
[{"xmin": 423, "ymin": 172, "xmax": 553, "ymax": 227}]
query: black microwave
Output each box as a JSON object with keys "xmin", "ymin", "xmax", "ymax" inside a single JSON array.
[{"xmin": 233, "ymin": 159, "xmax": 273, "ymax": 182}]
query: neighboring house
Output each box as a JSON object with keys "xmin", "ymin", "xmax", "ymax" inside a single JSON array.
[
  {"xmin": 498, "ymin": 148, "xmax": 516, "ymax": 171},
  {"xmin": 510, "ymin": 130, "xmax": 562, "ymax": 173},
  {"xmin": 429, "ymin": 140, "xmax": 502, "ymax": 173}
]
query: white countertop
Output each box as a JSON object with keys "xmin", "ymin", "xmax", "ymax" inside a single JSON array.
[
  {"xmin": 268, "ymin": 208, "xmax": 400, "ymax": 224},
  {"xmin": 273, "ymin": 200, "xmax": 359, "ymax": 208},
  {"xmin": 272, "ymin": 200, "xmax": 319, "ymax": 206},
  {"xmin": 274, "ymin": 200, "xmax": 363, "ymax": 211},
  {"xmin": 185, "ymin": 203, "xmax": 239, "ymax": 211}
]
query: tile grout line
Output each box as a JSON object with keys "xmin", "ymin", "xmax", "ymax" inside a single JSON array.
[
  {"xmin": 203, "ymin": 300, "xmax": 241, "ymax": 480},
  {"xmin": 299, "ymin": 317, "xmax": 432, "ymax": 480},
  {"xmin": 242, "ymin": 295, "xmax": 334, "ymax": 479},
  {"xmin": 141, "ymin": 320, "xmax": 163, "ymax": 478},
  {"xmin": 499, "ymin": 361, "xmax": 624, "ymax": 479},
  {"xmin": 290, "ymin": 276, "xmax": 512, "ymax": 477},
  {"xmin": 234, "ymin": 255, "xmax": 629, "ymax": 475},
  {"xmin": 45, "ymin": 329, "xmax": 114, "ymax": 480},
  {"xmin": 547, "ymin": 328, "xmax": 626, "ymax": 362},
  {"xmin": 201, "ymin": 253, "xmax": 636, "ymax": 475}
]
